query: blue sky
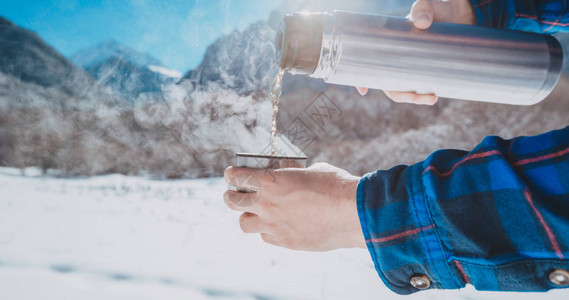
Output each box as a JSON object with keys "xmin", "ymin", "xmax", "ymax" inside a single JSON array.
[{"xmin": 1, "ymin": 0, "xmax": 283, "ymax": 72}]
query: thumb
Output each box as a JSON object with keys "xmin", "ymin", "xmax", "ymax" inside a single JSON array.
[{"xmin": 410, "ymin": 0, "xmax": 434, "ymax": 30}]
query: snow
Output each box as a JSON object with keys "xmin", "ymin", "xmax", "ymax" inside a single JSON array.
[
  {"xmin": 0, "ymin": 167, "xmax": 567, "ymax": 299},
  {"xmin": 148, "ymin": 65, "xmax": 183, "ymax": 78}
]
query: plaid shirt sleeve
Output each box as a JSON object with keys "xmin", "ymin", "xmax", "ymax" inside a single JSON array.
[
  {"xmin": 357, "ymin": 125, "xmax": 569, "ymax": 294},
  {"xmin": 470, "ymin": 0, "xmax": 569, "ymax": 33}
]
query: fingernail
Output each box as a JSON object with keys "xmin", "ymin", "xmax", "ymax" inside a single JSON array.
[
  {"xmin": 418, "ymin": 95, "xmax": 438, "ymax": 105},
  {"xmin": 414, "ymin": 12, "xmax": 432, "ymax": 28},
  {"xmin": 356, "ymin": 87, "xmax": 368, "ymax": 96}
]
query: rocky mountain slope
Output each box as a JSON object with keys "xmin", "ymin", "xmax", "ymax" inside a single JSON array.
[
  {"xmin": 71, "ymin": 41, "xmax": 181, "ymax": 99},
  {"xmin": 179, "ymin": 22, "xmax": 277, "ymax": 96},
  {"xmin": 0, "ymin": 17, "xmax": 122, "ymax": 110}
]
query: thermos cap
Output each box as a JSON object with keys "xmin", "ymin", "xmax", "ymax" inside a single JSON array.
[{"xmin": 276, "ymin": 12, "xmax": 323, "ymax": 75}]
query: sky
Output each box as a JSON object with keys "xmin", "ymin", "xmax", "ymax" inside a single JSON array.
[{"xmin": 1, "ymin": 0, "xmax": 283, "ymax": 73}]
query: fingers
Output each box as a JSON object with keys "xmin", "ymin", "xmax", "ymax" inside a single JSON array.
[
  {"xmin": 410, "ymin": 0, "xmax": 435, "ymax": 29},
  {"xmin": 384, "ymin": 90, "xmax": 438, "ymax": 105},
  {"xmin": 355, "ymin": 87, "xmax": 368, "ymax": 96},
  {"xmin": 239, "ymin": 212, "xmax": 270, "ymax": 233},
  {"xmin": 385, "ymin": 0, "xmax": 440, "ymax": 106},
  {"xmin": 260, "ymin": 232, "xmax": 281, "ymax": 246},
  {"xmin": 224, "ymin": 166, "xmax": 274, "ymax": 189},
  {"xmin": 224, "ymin": 190, "xmax": 261, "ymax": 212}
]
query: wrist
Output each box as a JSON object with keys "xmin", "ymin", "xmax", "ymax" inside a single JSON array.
[{"xmin": 343, "ymin": 176, "xmax": 366, "ymax": 248}]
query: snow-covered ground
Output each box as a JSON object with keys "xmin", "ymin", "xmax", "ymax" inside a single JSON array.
[{"xmin": 0, "ymin": 167, "xmax": 566, "ymax": 300}]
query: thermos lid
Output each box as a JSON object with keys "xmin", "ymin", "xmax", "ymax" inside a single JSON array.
[{"xmin": 276, "ymin": 12, "xmax": 323, "ymax": 75}]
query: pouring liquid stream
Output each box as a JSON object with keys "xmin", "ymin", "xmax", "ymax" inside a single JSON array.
[{"xmin": 269, "ymin": 68, "xmax": 285, "ymax": 155}]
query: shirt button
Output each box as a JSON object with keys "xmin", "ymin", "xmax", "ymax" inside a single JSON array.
[
  {"xmin": 410, "ymin": 274, "xmax": 431, "ymax": 290},
  {"xmin": 549, "ymin": 269, "xmax": 569, "ymax": 286}
]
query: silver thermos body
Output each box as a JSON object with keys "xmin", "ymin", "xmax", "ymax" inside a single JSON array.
[{"xmin": 276, "ymin": 11, "xmax": 564, "ymax": 105}]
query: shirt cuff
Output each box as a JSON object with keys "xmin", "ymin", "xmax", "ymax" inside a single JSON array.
[
  {"xmin": 469, "ymin": 0, "xmax": 542, "ymax": 32},
  {"xmin": 356, "ymin": 163, "xmax": 463, "ymax": 294}
]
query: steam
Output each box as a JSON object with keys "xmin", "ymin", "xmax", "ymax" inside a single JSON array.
[{"xmin": 0, "ymin": 57, "xmax": 296, "ymax": 178}]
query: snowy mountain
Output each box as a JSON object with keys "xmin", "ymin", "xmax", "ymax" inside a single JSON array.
[
  {"xmin": 0, "ymin": 17, "xmax": 122, "ymax": 109},
  {"xmin": 180, "ymin": 22, "xmax": 278, "ymax": 96},
  {"xmin": 71, "ymin": 40, "xmax": 181, "ymax": 99},
  {"xmin": 0, "ymin": 17, "xmax": 278, "ymax": 177},
  {"xmin": 71, "ymin": 40, "xmax": 163, "ymax": 69}
]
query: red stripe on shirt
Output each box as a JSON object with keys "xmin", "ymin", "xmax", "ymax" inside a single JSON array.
[
  {"xmin": 543, "ymin": 15, "xmax": 563, "ymax": 32},
  {"xmin": 475, "ymin": 0, "xmax": 493, "ymax": 8},
  {"xmin": 524, "ymin": 189, "xmax": 564, "ymax": 259},
  {"xmin": 366, "ymin": 224, "xmax": 436, "ymax": 244},
  {"xmin": 424, "ymin": 150, "xmax": 501, "ymax": 177},
  {"xmin": 453, "ymin": 260, "xmax": 470, "ymax": 284},
  {"xmin": 515, "ymin": 14, "xmax": 538, "ymax": 19},
  {"xmin": 515, "ymin": 14, "xmax": 569, "ymax": 27},
  {"xmin": 541, "ymin": 20, "xmax": 569, "ymax": 27},
  {"xmin": 513, "ymin": 146, "xmax": 569, "ymax": 166}
]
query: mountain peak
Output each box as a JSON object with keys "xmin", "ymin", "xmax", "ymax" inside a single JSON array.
[
  {"xmin": 0, "ymin": 16, "xmax": 15, "ymax": 26},
  {"xmin": 71, "ymin": 40, "xmax": 162, "ymax": 69},
  {"xmin": 70, "ymin": 40, "xmax": 181, "ymax": 99}
]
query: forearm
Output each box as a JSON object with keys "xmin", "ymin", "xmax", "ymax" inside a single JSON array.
[{"xmin": 358, "ymin": 126, "xmax": 569, "ymax": 294}]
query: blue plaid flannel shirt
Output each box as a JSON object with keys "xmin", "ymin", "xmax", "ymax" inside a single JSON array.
[{"xmin": 357, "ymin": 0, "xmax": 569, "ymax": 294}]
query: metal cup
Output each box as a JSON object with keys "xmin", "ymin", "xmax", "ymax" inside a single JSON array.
[{"xmin": 234, "ymin": 153, "xmax": 307, "ymax": 169}]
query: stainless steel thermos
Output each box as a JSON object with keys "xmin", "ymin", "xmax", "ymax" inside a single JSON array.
[{"xmin": 276, "ymin": 11, "xmax": 564, "ymax": 105}]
